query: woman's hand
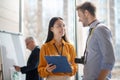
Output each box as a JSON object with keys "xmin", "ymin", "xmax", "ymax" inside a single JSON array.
[{"xmin": 46, "ymin": 64, "xmax": 56, "ymax": 72}]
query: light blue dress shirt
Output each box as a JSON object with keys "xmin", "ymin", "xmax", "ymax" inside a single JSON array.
[{"xmin": 83, "ymin": 20, "xmax": 115, "ymax": 80}]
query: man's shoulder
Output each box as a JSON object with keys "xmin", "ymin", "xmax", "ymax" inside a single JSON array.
[
  {"xmin": 95, "ymin": 23, "xmax": 109, "ymax": 30},
  {"xmin": 35, "ymin": 46, "xmax": 40, "ymax": 50},
  {"xmin": 32, "ymin": 46, "xmax": 40, "ymax": 53},
  {"xmin": 94, "ymin": 23, "xmax": 110, "ymax": 33}
]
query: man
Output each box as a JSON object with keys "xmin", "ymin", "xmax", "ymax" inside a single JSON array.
[
  {"xmin": 76, "ymin": 2, "xmax": 115, "ymax": 80},
  {"xmin": 14, "ymin": 37, "xmax": 43, "ymax": 80}
]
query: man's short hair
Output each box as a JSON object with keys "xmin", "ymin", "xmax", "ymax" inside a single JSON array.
[
  {"xmin": 76, "ymin": 2, "xmax": 96, "ymax": 17},
  {"xmin": 25, "ymin": 36, "xmax": 34, "ymax": 41}
]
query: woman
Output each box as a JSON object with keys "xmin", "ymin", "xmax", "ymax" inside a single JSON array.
[{"xmin": 38, "ymin": 17, "xmax": 78, "ymax": 80}]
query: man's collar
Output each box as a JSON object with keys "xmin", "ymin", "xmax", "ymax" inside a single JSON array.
[{"xmin": 89, "ymin": 20, "xmax": 100, "ymax": 28}]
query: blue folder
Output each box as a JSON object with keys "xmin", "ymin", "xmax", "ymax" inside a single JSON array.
[{"xmin": 45, "ymin": 56, "xmax": 72, "ymax": 73}]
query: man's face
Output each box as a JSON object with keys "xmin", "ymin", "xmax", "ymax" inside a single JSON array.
[
  {"xmin": 25, "ymin": 40, "xmax": 33, "ymax": 50},
  {"xmin": 77, "ymin": 9, "xmax": 89, "ymax": 27}
]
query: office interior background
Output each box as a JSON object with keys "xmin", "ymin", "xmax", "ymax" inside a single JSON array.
[{"xmin": 0, "ymin": 0, "xmax": 120, "ymax": 80}]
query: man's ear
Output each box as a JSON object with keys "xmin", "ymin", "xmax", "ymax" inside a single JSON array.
[{"xmin": 84, "ymin": 10, "xmax": 89, "ymax": 17}]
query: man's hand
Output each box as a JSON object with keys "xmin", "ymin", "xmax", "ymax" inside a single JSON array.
[
  {"xmin": 97, "ymin": 69, "xmax": 110, "ymax": 80},
  {"xmin": 14, "ymin": 65, "xmax": 21, "ymax": 72}
]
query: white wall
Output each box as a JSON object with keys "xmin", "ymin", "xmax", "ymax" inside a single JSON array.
[{"xmin": 0, "ymin": 0, "xmax": 20, "ymax": 33}]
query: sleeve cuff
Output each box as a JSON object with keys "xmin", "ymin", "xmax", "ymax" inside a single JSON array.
[{"xmin": 101, "ymin": 63, "xmax": 114, "ymax": 70}]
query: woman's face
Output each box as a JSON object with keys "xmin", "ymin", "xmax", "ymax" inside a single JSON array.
[{"xmin": 51, "ymin": 19, "xmax": 66, "ymax": 38}]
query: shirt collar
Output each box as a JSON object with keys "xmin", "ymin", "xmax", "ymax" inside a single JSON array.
[
  {"xmin": 89, "ymin": 20, "xmax": 100, "ymax": 28},
  {"xmin": 50, "ymin": 39, "xmax": 66, "ymax": 45},
  {"xmin": 32, "ymin": 46, "xmax": 39, "ymax": 51}
]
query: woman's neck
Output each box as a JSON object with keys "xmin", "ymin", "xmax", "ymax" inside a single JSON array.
[{"xmin": 54, "ymin": 37, "xmax": 62, "ymax": 45}]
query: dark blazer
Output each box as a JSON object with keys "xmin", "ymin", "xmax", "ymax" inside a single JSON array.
[{"xmin": 20, "ymin": 46, "xmax": 43, "ymax": 80}]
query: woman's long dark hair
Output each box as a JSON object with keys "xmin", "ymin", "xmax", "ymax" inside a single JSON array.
[{"xmin": 45, "ymin": 17, "xmax": 68, "ymax": 43}]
